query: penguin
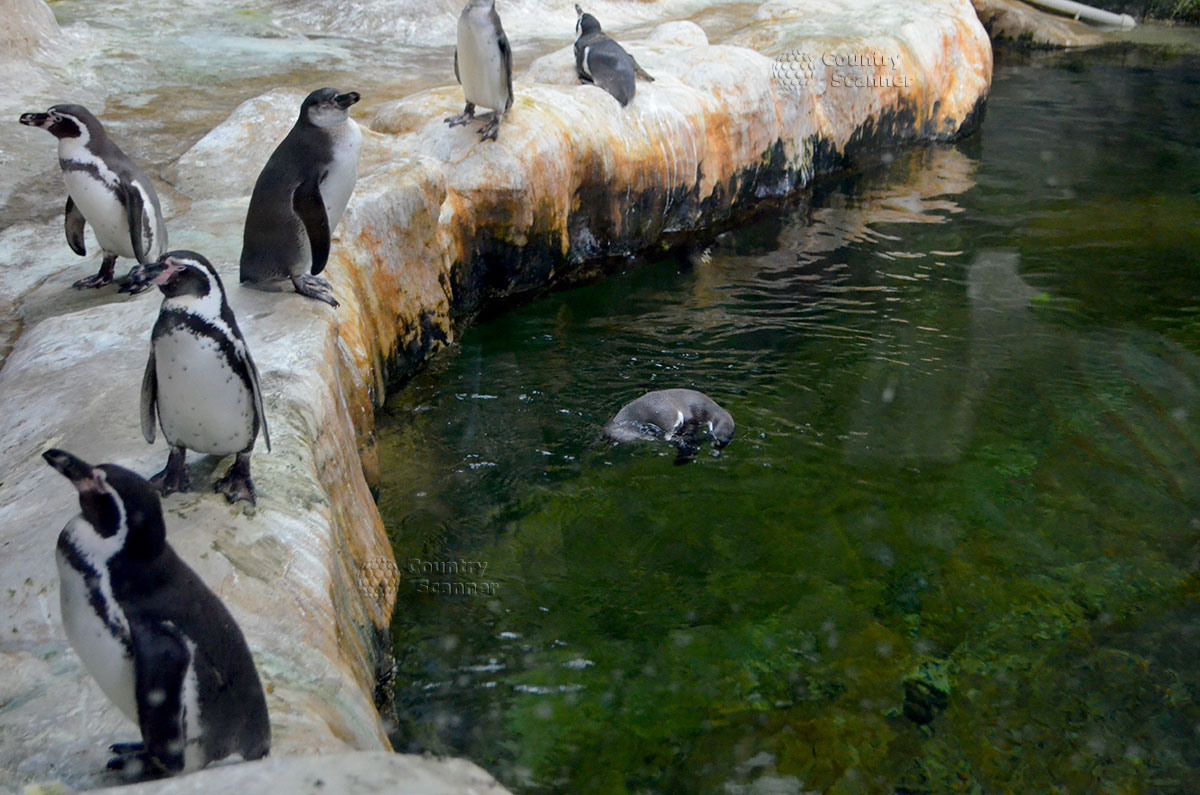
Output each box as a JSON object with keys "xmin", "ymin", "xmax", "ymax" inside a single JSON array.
[
  {"xmin": 238, "ymin": 88, "xmax": 362, "ymax": 307},
  {"xmin": 574, "ymin": 5, "xmax": 654, "ymax": 107},
  {"xmin": 122, "ymin": 251, "xmax": 271, "ymax": 505},
  {"xmin": 444, "ymin": 0, "xmax": 513, "ymax": 142},
  {"xmin": 42, "ymin": 448, "xmax": 270, "ymax": 779},
  {"xmin": 603, "ymin": 388, "xmax": 734, "ymax": 461},
  {"xmin": 19, "ymin": 104, "xmax": 168, "ymax": 289}
]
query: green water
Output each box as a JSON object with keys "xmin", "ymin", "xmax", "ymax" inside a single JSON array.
[{"xmin": 376, "ymin": 47, "xmax": 1200, "ymax": 793}]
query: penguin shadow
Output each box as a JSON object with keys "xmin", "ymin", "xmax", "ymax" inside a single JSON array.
[
  {"xmin": 21, "ymin": 265, "xmax": 156, "ymax": 329},
  {"xmin": 156, "ymin": 456, "xmax": 254, "ymax": 514}
]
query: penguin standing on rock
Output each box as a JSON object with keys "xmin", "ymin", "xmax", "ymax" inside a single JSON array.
[
  {"xmin": 239, "ymin": 88, "xmax": 362, "ymax": 307},
  {"xmin": 122, "ymin": 251, "xmax": 270, "ymax": 505},
  {"xmin": 574, "ymin": 5, "xmax": 654, "ymax": 107},
  {"xmin": 43, "ymin": 448, "xmax": 270, "ymax": 779},
  {"xmin": 18, "ymin": 104, "xmax": 167, "ymax": 289},
  {"xmin": 445, "ymin": 0, "xmax": 513, "ymax": 142}
]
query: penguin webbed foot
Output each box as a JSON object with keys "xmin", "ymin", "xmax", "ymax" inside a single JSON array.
[
  {"xmin": 215, "ymin": 453, "xmax": 257, "ymax": 505},
  {"xmin": 477, "ymin": 115, "xmax": 502, "ymax": 142},
  {"xmin": 444, "ymin": 103, "xmax": 477, "ymax": 128},
  {"xmin": 106, "ymin": 744, "xmax": 170, "ymax": 781},
  {"xmin": 149, "ymin": 448, "xmax": 190, "ymax": 496},
  {"xmin": 72, "ymin": 272, "xmax": 114, "ymax": 290},
  {"xmin": 73, "ymin": 256, "xmax": 117, "ymax": 290},
  {"xmin": 291, "ymin": 274, "xmax": 339, "ymax": 307}
]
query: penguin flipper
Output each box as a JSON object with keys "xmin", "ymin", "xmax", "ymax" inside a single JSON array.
[
  {"xmin": 121, "ymin": 182, "xmax": 150, "ymax": 264},
  {"xmin": 453, "ymin": 48, "xmax": 460, "ymax": 85},
  {"xmin": 631, "ymin": 56, "xmax": 655, "ymax": 82},
  {"xmin": 140, "ymin": 350, "xmax": 158, "ymax": 445},
  {"xmin": 245, "ymin": 351, "xmax": 271, "ymax": 453},
  {"xmin": 64, "ymin": 196, "xmax": 87, "ymax": 256},
  {"xmin": 131, "ymin": 622, "xmax": 191, "ymax": 775},
  {"xmin": 497, "ymin": 25, "xmax": 514, "ymax": 113},
  {"xmin": 292, "ymin": 177, "xmax": 331, "ymax": 276}
]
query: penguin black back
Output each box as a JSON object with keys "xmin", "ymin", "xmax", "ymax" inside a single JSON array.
[
  {"xmin": 45, "ymin": 449, "xmax": 270, "ymax": 777},
  {"xmin": 574, "ymin": 5, "xmax": 640, "ymax": 107},
  {"xmin": 239, "ymin": 88, "xmax": 361, "ymax": 307}
]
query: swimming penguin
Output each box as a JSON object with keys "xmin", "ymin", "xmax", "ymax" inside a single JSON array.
[
  {"xmin": 18, "ymin": 104, "xmax": 167, "ymax": 289},
  {"xmin": 122, "ymin": 251, "xmax": 270, "ymax": 505},
  {"xmin": 445, "ymin": 0, "xmax": 513, "ymax": 142},
  {"xmin": 239, "ymin": 88, "xmax": 362, "ymax": 307},
  {"xmin": 603, "ymin": 388, "xmax": 734, "ymax": 461},
  {"xmin": 574, "ymin": 5, "xmax": 654, "ymax": 106},
  {"xmin": 43, "ymin": 448, "xmax": 270, "ymax": 779}
]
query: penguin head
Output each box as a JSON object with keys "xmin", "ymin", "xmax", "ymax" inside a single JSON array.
[
  {"xmin": 19, "ymin": 104, "xmax": 103, "ymax": 141},
  {"xmin": 44, "ymin": 449, "xmax": 167, "ymax": 555},
  {"xmin": 575, "ymin": 6, "xmax": 601, "ymax": 37},
  {"xmin": 123, "ymin": 250, "xmax": 223, "ymax": 300},
  {"xmin": 301, "ymin": 88, "xmax": 360, "ymax": 129},
  {"xmin": 710, "ymin": 413, "xmax": 735, "ymax": 450}
]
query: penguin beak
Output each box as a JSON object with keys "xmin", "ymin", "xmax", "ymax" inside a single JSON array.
[
  {"xmin": 43, "ymin": 448, "xmax": 101, "ymax": 490},
  {"xmin": 121, "ymin": 258, "xmax": 181, "ymax": 294},
  {"xmin": 19, "ymin": 112, "xmax": 50, "ymax": 129},
  {"xmin": 334, "ymin": 92, "xmax": 360, "ymax": 109}
]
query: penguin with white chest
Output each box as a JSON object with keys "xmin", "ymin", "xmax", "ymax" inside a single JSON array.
[
  {"xmin": 19, "ymin": 104, "xmax": 167, "ymax": 289},
  {"xmin": 445, "ymin": 0, "xmax": 513, "ymax": 142},
  {"xmin": 123, "ymin": 251, "xmax": 270, "ymax": 505},
  {"xmin": 574, "ymin": 5, "xmax": 654, "ymax": 107},
  {"xmin": 43, "ymin": 448, "xmax": 270, "ymax": 779},
  {"xmin": 239, "ymin": 88, "xmax": 362, "ymax": 307}
]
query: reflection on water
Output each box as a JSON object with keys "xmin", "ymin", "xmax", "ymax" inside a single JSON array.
[{"xmin": 377, "ymin": 46, "xmax": 1200, "ymax": 793}]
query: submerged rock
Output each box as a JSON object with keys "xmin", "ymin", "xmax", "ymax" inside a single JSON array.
[{"xmin": 902, "ymin": 659, "xmax": 953, "ymax": 725}]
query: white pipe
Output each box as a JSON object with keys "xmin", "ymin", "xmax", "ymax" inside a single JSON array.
[{"xmin": 1022, "ymin": 0, "xmax": 1137, "ymax": 28}]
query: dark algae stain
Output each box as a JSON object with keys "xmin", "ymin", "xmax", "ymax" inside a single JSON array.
[{"xmin": 376, "ymin": 48, "xmax": 1200, "ymax": 793}]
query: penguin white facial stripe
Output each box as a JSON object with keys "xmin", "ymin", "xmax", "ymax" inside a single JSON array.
[
  {"xmin": 58, "ymin": 120, "xmax": 93, "ymax": 151},
  {"xmin": 156, "ymin": 261, "xmax": 232, "ymax": 330},
  {"xmin": 582, "ymin": 46, "xmax": 593, "ymax": 78}
]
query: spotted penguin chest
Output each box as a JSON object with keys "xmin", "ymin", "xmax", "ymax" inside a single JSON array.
[
  {"xmin": 154, "ymin": 329, "xmax": 255, "ymax": 455},
  {"xmin": 56, "ymin": 542, "xmax": 139, "ymax": 725}
]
